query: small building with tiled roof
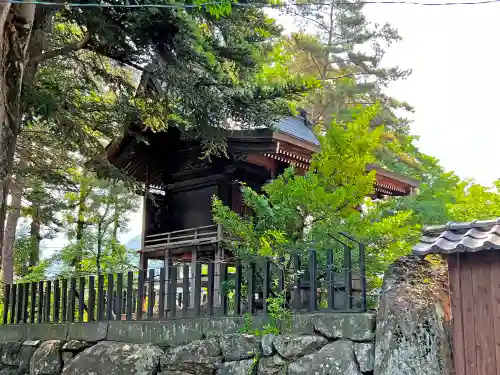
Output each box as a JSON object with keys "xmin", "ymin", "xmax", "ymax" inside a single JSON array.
[
  {"xmin": 413, "ymin": 218, "xmax": 500, "ymax": 375},
  {"xmin": 106, "ymin": 111, "xmax": 419, "ymax": 269},
  {"xmin": 413, "ymin": 219, "xmax": 500, "ymax": 255}
]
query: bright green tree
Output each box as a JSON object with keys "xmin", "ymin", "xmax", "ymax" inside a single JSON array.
[
  {"xmin": 53, "ymin": 170, "xmax": 139, "ymax": 276},
  {"xmin": 0, "ymin": 1, "xmax": 310, "ymax": 267},
  {"xmin": 212, "ymin": 106, "xmax": 416, "ymax": 288}
]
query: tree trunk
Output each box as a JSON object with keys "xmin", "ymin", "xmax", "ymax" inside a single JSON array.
[
  {"xmin": 96, "ymin": 220, "xmax": 102, "ymax": 274},
  {"xmin": 112, "ymin": 207, "xmax": 119, "ymax": 241},
  {"xmin": 0, "ymin": 2, "xmax": 36, "ymax": 265},
  {"xmin": 2, "ymin": 177, "xmax": 21, "ymax": 284},
  {"xmin": 29, "ymin": 202, "xmax": 40, "ymax": 267}
]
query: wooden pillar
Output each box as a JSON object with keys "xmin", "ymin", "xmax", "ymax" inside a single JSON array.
[
  {"xmin": 214, "ymin": 243, "xmax": 222, "ymax": 307},
  {"xmin": 139, "ymin": 252, "xmax": 148, "ymax": 271},
  {"xmin": 190, "ymin": 247, "xmax": 198, "ymax": 307},
  {"xmin": 140, "ymin": 168, "xmax": 150, "ymax": 266},
  {"xmin": 164, "ymin": 252, "xmax": 173, "ymax": 311}
]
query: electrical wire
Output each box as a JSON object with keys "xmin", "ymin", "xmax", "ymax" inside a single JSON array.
[{"xmin": 3, "ymin": 0, "xmax": 500, "ymax": 8}]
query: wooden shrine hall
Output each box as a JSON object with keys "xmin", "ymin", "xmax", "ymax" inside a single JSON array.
[{"xmin": 106, "ymin": 113, "xmax": 419, "ymax": 272}]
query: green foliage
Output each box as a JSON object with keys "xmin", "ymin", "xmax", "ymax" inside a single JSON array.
[
  {"xmin": 52, "ymin": 1, "xmax": 309, "ymax": 156},
  {"xmin": 213, "ymin": 105, "xmax": 381, "ymax": 260},
  {"xmin": 52, "ymin": 171, "xmax": 139, "ymax": 276},
  {"xmin": 447, "ymin": 179, "xmax": 500, "ymax": 221},
  {"xmin": 239, "ymin": 293, "xmax": 291, "ymax": 336},
  {"xmin": 12, "ymin": 232, "xmax": 51, "ymax": 282},
  {"xmin": 13, "ymin": 234, "xmax": 35, "ymax": 277},
  {"xmin": 213, "ymin": 106, "xmax": 417, "ymax": 288}
]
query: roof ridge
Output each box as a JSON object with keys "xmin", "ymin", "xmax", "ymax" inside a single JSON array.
[{"xmin": 422, "ymin": 218, "xmax": 500, "ymax": 235}]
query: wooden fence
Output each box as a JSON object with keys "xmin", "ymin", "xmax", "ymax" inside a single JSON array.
[{"xmin": 1, "ymin": 245, "xmax": 367, "ymax": 324}]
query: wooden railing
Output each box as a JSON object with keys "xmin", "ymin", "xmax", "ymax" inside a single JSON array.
[
  {"xmin": 1, "ymin": 242, "xmax": 368, "ymax": 324},
  {"xmin": 144, "ymin": 224, "xmax": 222, "ymax": 250}
]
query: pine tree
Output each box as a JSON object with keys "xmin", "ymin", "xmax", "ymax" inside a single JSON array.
[
  {"xmin": 0, "ymin": 2, "xmax": 308, "ymax": 265},
  {"xmin": 279, "ymin": 0, "xmax": 411, "ymax": 131}
]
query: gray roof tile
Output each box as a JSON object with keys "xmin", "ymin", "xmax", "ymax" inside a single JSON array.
[
  {"xmin": 413, "ymin": 219, "xmax": 500, "ymax": 255},
  {"xmin": 273, "ymin": 116, "xmax": 320, "ymax": 146}
]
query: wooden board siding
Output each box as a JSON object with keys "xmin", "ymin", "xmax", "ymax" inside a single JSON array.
[{"xmin": 448, "ymin": 252, "xmax": 500, "ymax": 375}]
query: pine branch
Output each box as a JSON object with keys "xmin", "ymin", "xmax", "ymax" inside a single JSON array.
[{"xmin": 30, "ymin": 32, "xmax": 91, "ymax": 64}]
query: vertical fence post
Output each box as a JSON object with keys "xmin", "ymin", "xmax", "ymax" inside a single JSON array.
[
  {"xmin": 10, "ymin": 284, "xmax": 17, "ymax": 324},
  {"xmin": 293, "ymin": 254, "xmax": 301, "ymax": 310},
  {"xmin": 116, "ymin": 273, "xmax": 123, "ymax": 321},
  {"xmin": 16, "ymin": 284, "xmax": 23, "ymax": 323},
  {"xmin": 53, "ymin": 280, "xmax": 60, "ymax": 323},
  {"xmin": 79, "ymin": 277, "xmax": 85, "ymax": 322},
  {"xmin": 2, "ymin": 284, "xmax": 10, "ymax": 324},
  {"xmin": 278, "ymin": 258, "xmax": 285, "ymax": 296},
  {"xmin": 247, "ymin": 263, "xmax": 255, "ymax": 314},
  {"xmin": 158, "ymin": 268, "xmax": 166, "ymax": 319},
  {"xmin": 343, "ymin": 244, "xmax": 352, "ymax": 310},
  {"xmin": 263, "ymin": 260, "xmax": 270, "ymax": 315},
  {"xmin": 22, "ymin": 283, "xmax": 29, "ymax": 323},
  {"xmin": 122, "ymin": 291, "xmax": 126, "ymax": 315},
  {"xmin": 167, "ymin": 266, "xmax": 177, "ymax": 318},
  {"xmin": 194, "ymin": 263, "xmax": 201, "ymax": 317},
  {"xmin": 107, "ymin": 274, "xmax": 115, "ymax": 321},
  {"xmin": 326, "ymin": 249, "xmax": 334, "ymax": 310},
  {"xmin": 207, "ymin": 262, "xmax": 214, "ymax": 316},
  {"xmin": 234, "ymin": 261, "xmax": 242, "ymax": 315},
  {"xmin": 10, "ymin": 284, "xmax": 16, "ymax": 324},
  {"xmin": 126, "ymin": 272, "xmax": 133, "ymax": 320},
  {"xmin": 44, "ymin": 280, "xmax": 51, "ymax": 323},
  {"xmin": 97, "ymin": 274, "xmax": 105, "ymax": 321},
  {"xmin": 220, "ymin": 263, "xmax": 228, "ymax": 315},
  {"xmin": 147, "ymin": 269, "xmax": 155, "ymax": 319},
  {"xmin": 136, "ymin": 270, "xmax": 145, "ymax": 320},
  {"xmin": 30, "ymin": 282, "xmax": 36, "ymax": 323},
  {"xmin": 359, "ymin": 243, "xmax": 367, "ymax": 312},
  {"xmin": 61, "ymin": 279, "xmax": 67, "ymax": 323},
  {"xmin": 88, "ymin": 276, "xmax": 95, "ymax": 322},
  {"xmin": 69, "ymin": 278, "xmax": 76, "ymax": 322},
  {"xmin": 182, "ymin": 265, "xmax": 189, "ymax": 316},
  {"xmin": 37, "ymin": 281, "xmax": 43, "ymax": 323},
  {"xmin": 309, "ymin": 249, "xmax": 317, "ymax": 312}
]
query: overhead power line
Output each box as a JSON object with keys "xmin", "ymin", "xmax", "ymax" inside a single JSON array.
[{"xmin": 4, "ymin": 0, "xmax": 500, "ymax": 8}]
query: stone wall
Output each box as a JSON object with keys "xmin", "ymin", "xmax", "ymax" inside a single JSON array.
[{"xmin": 0, "ymin": 313, "xmax": 375, "ymax": 375}]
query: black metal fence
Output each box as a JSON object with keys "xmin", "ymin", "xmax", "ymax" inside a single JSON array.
[{"xmin": 1, "ymin": 242, "xmax": 367, "ymax": 324}]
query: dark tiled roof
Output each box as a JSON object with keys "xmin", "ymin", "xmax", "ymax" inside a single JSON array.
[
  {"xmin": 273, "ymin": 116, "xmax": 320, "ymax": 146},
  {"xmin": 413, "ymin": 219, "xmax": 500, "ymax": 256}
]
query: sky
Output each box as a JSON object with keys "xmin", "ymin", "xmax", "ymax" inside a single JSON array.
[
  {"xmin": 43, "ymin": 0, "xmax": 500, "ymax": 254},
  {"xmin": 363, "ymin": 1, "xmax": 500, "ymax": 186}
]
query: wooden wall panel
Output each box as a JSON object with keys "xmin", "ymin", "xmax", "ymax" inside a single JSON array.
[
  {"xmin": 489, "ymin": 252, "xmax": 500, "ymax": 375},
  {"xmin": 231, "ymin": 183, "xmax": 243, "ymax": 214},
  {"xmin": 459, "ymin": 254, "xmax": 478, "ymax": 375},
  {"xmin": 470, "ymin": 253, "xmax": 496, "ymax": 375},
  {"xmin": 448, "ymin": 254, "xmax": 466, "ymax": 375},
  {"xmin": 449, "ymin": 252, "xmax": 500, "ymax": 375}
]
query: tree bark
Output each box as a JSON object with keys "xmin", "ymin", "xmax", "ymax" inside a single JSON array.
[
  {"xmin": 96, "ymin": 220, "xmax": 102, "ymax": 274},
  {"xmin": 0, "ymin": 2, "xmax": 36, "ymax": 266},
  {"xmin": 29, "ymin": 202, "xmax": 40, "ymax": 267},
  {"xmin": 2, "ymin": 177, "xmax": 21, "ymax": 284},
  {"xmin": 72, "ymin": 189, "xmax": 86, "ymax": 272}
]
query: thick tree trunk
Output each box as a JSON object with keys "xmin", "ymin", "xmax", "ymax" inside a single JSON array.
[
  {"xmin": 72, "ymin": 191, "xmax": 86, "ymax": 272},
  {"xmin": 0, "ymin": 3, "xmax": 36, "ymax": 267},
  {"xmin": 112, "ymin": 208, "xmax": 119, "ymax": 241},
  {"xmin": 29, "ymin": 203, "xmax": 40, "ymax": 267},
  {"xmin": 96, "ymin": 221, "xmax": 102, "ymax": 274},
  {"xmin": 2, "ymin": 177, "xmax": 22, "ymax": 284}
]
